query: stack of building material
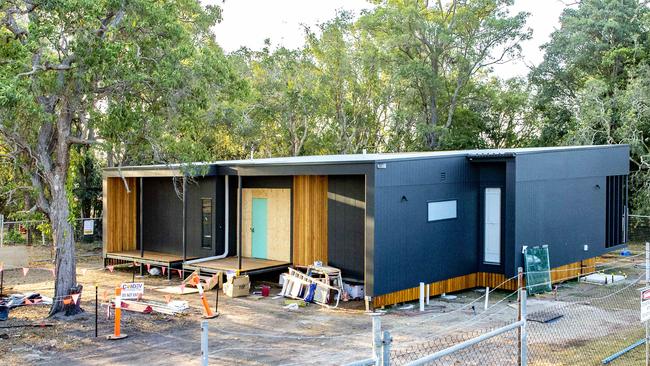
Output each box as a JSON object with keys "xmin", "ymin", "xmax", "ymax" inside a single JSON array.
[
  {"xmin": 280, "ymin": 268, "xmax": 341, "ymax": 308},
  {"xmin": 110, "ymin": 299, "xmax": 189, "ymax": 315},
  {"xmin": 580, "ymin": 273, "xmax": 626, "ymax": 285}
]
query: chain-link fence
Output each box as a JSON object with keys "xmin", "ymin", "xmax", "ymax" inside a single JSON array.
[
  {"xmin": 346, "ymin": 215, "xmax": 650, "ymax": 366},
  {"xmin": 383, "ymin": 279, "xmax": 523, "ymax": 366},
  {"xmin": 630, "ymin": 214, "xmax": 650, "ymax": 242},
  {"xmin": 527, "ymin": 255, "xmax": 644, "ymax": 365},
  {"xmin": 0, "ymin": 215, "xmax": 102, "ymax": 246},
  {"xmin": 389, "ymin": 317, "xmax": 522, "ymax": 366}
]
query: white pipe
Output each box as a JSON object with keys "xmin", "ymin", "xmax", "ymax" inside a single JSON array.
[
  {"xmin": 419, "ymin": 282, "xmax": 425, "ymax": 312},
  {"xmin": 185, "ymin": 175, "xmax": 230, "ymax": 265},
  {"xmin": 484, "ymin": 287, "xmax": 490, "ymax": 311}
]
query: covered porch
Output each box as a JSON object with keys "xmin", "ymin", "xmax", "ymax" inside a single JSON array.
[
  {"xmin": 184, "ymin": 174, "xmax": 365, "ymax": 282},
  {"xmin": 102, "ymin": 174, "xmax": 193, "ymax": 279}
]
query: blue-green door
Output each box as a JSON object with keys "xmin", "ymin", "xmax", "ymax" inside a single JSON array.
[{"xmin": 251, "ymin": 198, "xmax": 268, "ymax": 258}]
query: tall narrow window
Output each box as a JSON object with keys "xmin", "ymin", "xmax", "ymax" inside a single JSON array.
[
  {"xmin": 201, "ymin": 198, "xmax": 212, "ymax": 249},
  {"xmin": 484, "ymin": 188, "xmax": 501, "ymax": 264}
]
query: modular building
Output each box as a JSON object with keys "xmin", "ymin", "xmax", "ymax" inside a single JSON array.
[{"xmin": 102, "ymin": 145, "xmax": 629, "ymax": 306}]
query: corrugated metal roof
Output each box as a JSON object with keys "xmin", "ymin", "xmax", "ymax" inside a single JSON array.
[{"xmin": 104, "ymin": 144, "xmax": 626, "ymax": 171}]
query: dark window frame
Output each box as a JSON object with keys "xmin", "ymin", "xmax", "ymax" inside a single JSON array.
[{"xmin": 201, "ymin": 198, "xmax": 213, "ymax": 249}]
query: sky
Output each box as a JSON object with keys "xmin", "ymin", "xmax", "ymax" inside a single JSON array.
[{"xmin": 207, "ymin": 0, "xmax": 569, "ymax": 79}]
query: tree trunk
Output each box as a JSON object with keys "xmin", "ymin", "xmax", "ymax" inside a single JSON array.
[
  {"xmin": 48, "ymin": 185, "xmax": 78, "ymax": 316},
  {"xmin": 426, "ymin": 93, "xmax": 439, "ymax": 149}
]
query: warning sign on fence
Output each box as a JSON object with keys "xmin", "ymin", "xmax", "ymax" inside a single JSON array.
[
  {"xmin": 120, "ymin": 282, "xmax": 144, "ymax": 300},
  {"xmin": 641, "ymin": 287, "xmax": 650, "ymax": 323},
  {"xmin": 83, "ymin": 220, "xmax": 94, "ymax": 235}
]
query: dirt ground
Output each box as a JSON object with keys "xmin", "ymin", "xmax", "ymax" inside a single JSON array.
[{"xmin": 0, "ymin": 244, "xmax": 645, "ymax": 365}]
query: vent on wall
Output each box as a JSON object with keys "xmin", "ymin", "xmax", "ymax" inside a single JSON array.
[
  {"xmin": 605, "ymin": 175, "xmax": 627, "ymax": 248},
  {"xmin": 440, "ymin": 172, "xmax": 447, "ymax": 182}
]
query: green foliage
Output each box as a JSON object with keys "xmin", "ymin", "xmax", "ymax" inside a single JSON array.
[
  {"xmin": 3, "ymin": 0, "xmax": 649, "ymax": 222},
  {"xmin": 530, "ymin": 0, "xmax": 650, "ymax": 213},
  {"xmin": 530, "ymin": 0, "xmax": 650, "ymax": 143},
  {"xmin": 230, "ymin": 2, "xmax": 533, "ymax": 156},
  {"xmin": 68, "ymin": 148, "xmax": 102, "ymax": 219},
  {"xmin": 358, "ymin": 0, "xmax": 531, "ymax": 149}
]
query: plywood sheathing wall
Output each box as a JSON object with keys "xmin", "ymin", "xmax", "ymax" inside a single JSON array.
[
  {"xmin": 373, "ymin": 258, "xmax": 597, "ymax": 307},
  {"xmin": 293, "ymin": 175, "xmax": 328, "ymax": 266},
  {"xmin": 241, "ymin": 188, "xmax": 291, "ymax": 262},
  {"xmin": 104, "ymin": 177, "xmax": 137, "ymax": 253}
]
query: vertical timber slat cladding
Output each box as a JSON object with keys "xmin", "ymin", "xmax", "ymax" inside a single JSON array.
[
  {"xmin": 372, "ymin": 258, "xmax": 596, "ymax": 307},
  {"xmin": 105, "ymin": 177, "xmax": 137, "ymax": 253},
  {"xmin": 293, "ymin": 175, "xmax": 328, "ymax": 266},
  {"xmin": 241, "ymin": 188, "xmax": 291, "ymax": 262}
]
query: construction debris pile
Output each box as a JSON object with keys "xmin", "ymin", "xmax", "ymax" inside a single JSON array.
[
  {"xmin": 109, "ymin": 298, "xmax": 189, "ymax": 315},
  {"xmin": 278, "ymin": 263, "xmax": 366, "ymax": 309},
  {"xmin": 0, "ymin": 293, "xmax": 53, "ymax": 320}
]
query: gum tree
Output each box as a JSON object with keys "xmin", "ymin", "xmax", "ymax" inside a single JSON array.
[
  {"xmin": 0, "ymin": 0, "xmax": 232, "ymax": 315},
  {"xmin": 360, "ymin": 0, "xmax": 530, "ymax": 148}
]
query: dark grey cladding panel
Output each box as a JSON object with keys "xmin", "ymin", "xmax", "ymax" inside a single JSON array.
[
  {"xmin": 372, "ymin": 180, "xmax": 479, "ymax": 297},
  {"xmin": 242, "ymin": 176, "xmax": 292, "ymax": 189},
  {"xmin": 328, "ymin": 175, "xmax": 365, "ymax": 281},
  {"xmin": 185, "ymin": 177, "xmax": 218, "ymax": 258},
  {"xmin": 515, "ymin": 176, "xmax": 607, "ymax": 270},
  {"xmin": 375, "ymin": 156, "xmax": 474, "ymax": 187},
  {"xmin": 141, "ymin": 177, "xmax": 184, "ymax": 255},
  {"xmin": 515, "ymin": 145, "xmax": 629, "ymax": 181}
]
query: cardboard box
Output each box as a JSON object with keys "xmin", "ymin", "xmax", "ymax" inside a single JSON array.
[{"xmin": 223, "ymin": 275, "xmax": 250, "ymax": 297}]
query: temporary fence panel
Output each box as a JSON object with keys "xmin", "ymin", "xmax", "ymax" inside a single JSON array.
[{"xmin": 523, "ymin": 246, "xmax": 552, "ymax": 295}]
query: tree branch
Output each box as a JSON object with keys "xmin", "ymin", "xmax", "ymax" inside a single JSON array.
[
  {"xmin": 16, "ymin": 61, "xmax": 73, "ymax": 77},
  {"xmin": 67, "ymin": 136, "xmax": 99, "ymax": 145},
  {"xmin": 2, "ymin": 6, "xmax": 28, "ymax": 42}
]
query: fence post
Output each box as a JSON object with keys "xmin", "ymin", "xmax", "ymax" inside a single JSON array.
[
  {"xmin": 382, "ymin": 330, "xmax": 392, "ymax": 366},
  {"xmin": 484, "ymin": 287, "xmax": 490, "ymax": 311},
  {"xmin": 645, "ymin": 241, "xmax": 650, "ymax": 366},
  {"xmin": 517, "ymin": 266, "xmax": 524, "ymax": 366},
  {"xmin": 419, "ymin": 282, "xmax": 425, "ymax": 312},
  {"xmin": 520, "ymin": 286, "xmax": 527, "ymax": 366},
  {"xmin": 201, "ymin": 320, "xmax": 209, "ymax": 366},
  {"xmin": 371, "ymin": 313, "xmax": 382, "ymax": 365}
]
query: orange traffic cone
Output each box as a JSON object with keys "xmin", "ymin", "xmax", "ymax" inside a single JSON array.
[
  {"xmin": 107, "ymin": 287, "xmax": 128, "ymax": 340},
  {"xmin": 192, "ymin": 275, "xmax": 218, "ymax": 319}
]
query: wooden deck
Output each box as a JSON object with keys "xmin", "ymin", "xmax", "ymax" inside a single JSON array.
[
  {"xmin": 106, "ymin": 250, "xmax": 193, "ymax": 265},
  {"xmin": 183, "ymin": 256, "xmax": 290, "ymax": 275}
]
